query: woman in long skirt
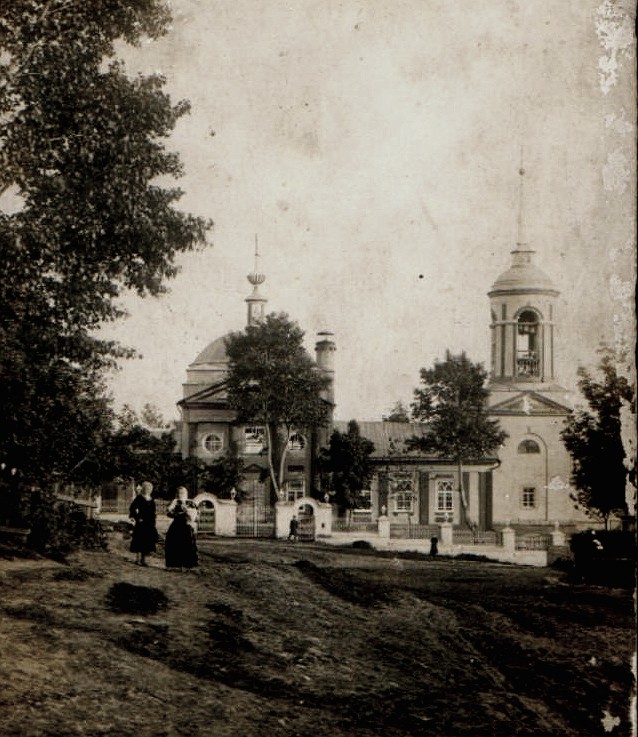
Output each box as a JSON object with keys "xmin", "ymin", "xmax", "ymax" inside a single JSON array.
[
  {"xmin": 129, "ymin": 481, "xmax": 158, "ymax": 566},
  {"xmin": 165, "ymin": 487, "xmax": 198, "ymax": 570}
]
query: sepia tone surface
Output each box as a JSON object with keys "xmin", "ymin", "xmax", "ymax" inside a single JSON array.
[
  {"xmin": 100, "ymin": 0, "xmax": 636, "ymax": 425},
  {"xmin": 1, "ymin": 536, "xmax": 635, "ymax": 737}
]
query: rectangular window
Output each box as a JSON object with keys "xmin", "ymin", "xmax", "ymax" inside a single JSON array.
[
  {"xmin": 286, "ymin": 478, "xmax": 305, "ymax": 502},
  {"xmin": 522, "ymin": 487, "xmax": 536, "ymax": 508},
  {"xmin": 436, "ymin": 479, "xmax": 454, "ymax": 512},
  {"xmin": 390, "ymin": 473, "xmax": 413, "ymax": 513},
  {"xmin": 356, "ymin": 489, "xmax": 372, "ymax": 510},
  {"xmin": 394, "ymin": 492, "xmax": 413, "ymax": 513},
  {"xmin": 244, "ymin": 426, "xmax": 265, "ymax": 454}
]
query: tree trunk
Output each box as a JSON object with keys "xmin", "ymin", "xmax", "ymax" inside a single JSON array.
[
  {"xmin": 277, "ymin": 426, "xmax": 289, "ymax": 498},
  {"xmin": 264, "ymin": 422, "xmax": 279, "ymax": 498},
  {"xmin": 457, "ymin": 459, "xmax": 475, "ymax": 532}
]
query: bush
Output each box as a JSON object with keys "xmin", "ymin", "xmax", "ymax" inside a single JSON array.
[
  {"xmin": 8, "ymin": 485, "xmax": 107, "ymax": 559},
  {"xmin": 570, "ymin": 530, "xmax": 636, "ymax": 587}
]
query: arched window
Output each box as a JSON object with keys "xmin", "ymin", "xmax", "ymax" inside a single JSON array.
[
  {"xmin": 202, "ymin": 433, "xmax": 223, "ymax": 454},
  {"xmin": 287, "ymin": 432, "xmax": 306, "ymax": 452},
  {"xmin": 516, "ymin": 310, "xmax": 540, "ymax": 377},
  {"xmin": 517, "ymin": 439, "xmax": 541, "ymax": 454}
]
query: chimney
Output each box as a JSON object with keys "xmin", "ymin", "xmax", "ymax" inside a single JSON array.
[{"xmin": 315, "ymin": 331, "xmax": 336, "ymax": 406}]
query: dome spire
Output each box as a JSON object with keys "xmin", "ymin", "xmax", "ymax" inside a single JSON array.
[
  {"xmin": 512, "ymin": 149, "xmax": 535, "ymax": 268},
  {"xmin": 246, "ymin": 234, "xmax": 267, "ymax": 325},
  {"xmin": 516, "ymin": 148, "xmax": 528, "ymax": 249}
]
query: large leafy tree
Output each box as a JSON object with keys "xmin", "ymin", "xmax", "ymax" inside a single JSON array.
[
  {"xmin": 320, "ymin": 420, "xmax": 375, "ymax": 515},
  {"xmin": 561, "ymin": 349, "xmax": 635, "ymax": 528},
  {"xmin": 225, "ymin": 313, "xmax": 330, "ymax": 499},
  {"xmin": 408, "ymin": 351, "xmax": 507, "ymax": 527},
  {"xmin": 0, "ymin": 1, "xmax": 210, "ymax": 483},
  {"xmin": 95, "ymin": 405, "xmax": 200, "ymax": 498},
  {"xmin": 199, "ymin": 444, "xmax": 246, "ymax": 500}
]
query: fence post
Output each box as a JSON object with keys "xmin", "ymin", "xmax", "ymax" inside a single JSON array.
[
  {"xmin": 378, "ymin": 514, "xmax": 390, "ymax": 538},
  {"xmin": 439, "ymin": 522, "xmax": 453, "ymax": 547},
  {"xmin": 550, "ymin": 521, "xmax": 565, "ymax": 547},
  {"xmin": 501, "ymin": 524, "xmax": 515, "ymax": 553}
]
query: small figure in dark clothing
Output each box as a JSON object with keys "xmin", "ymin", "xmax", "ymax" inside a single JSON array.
[
  {"xmin": 289, "ymin": 515, "xmax": 299, "ymax": 541},
  {"xmin": 429, "ymin": 536, "xmax": 439, "ymax": 558},
  {"xmin": 165, "ymin": 487, "xmax": 198, "ymax": 570},
  {"xmin": 129, "ymin": 481, "xmax": 158, "ymax": 566}
]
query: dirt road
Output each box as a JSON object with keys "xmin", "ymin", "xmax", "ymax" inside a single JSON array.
[{"xmin": 0, "ymin": 535, "xmax": 634, "ymax": 736}]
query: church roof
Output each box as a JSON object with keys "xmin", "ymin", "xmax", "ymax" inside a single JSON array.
[
  {"xmin": 333, "ymin": 421, "xmax": 427, "ymax": 458},
  {"xmin": 489, "ymin": 251, "xmax": 558, "ymax": 295},
  {"xmin": 190, "ymin": 333, "xmax": 232, "ymax": 366}
]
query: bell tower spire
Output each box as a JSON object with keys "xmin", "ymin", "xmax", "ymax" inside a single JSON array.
[
  {"xmin": 245, "ymin": 234, "xmax": 267, "ymax": 326},
  {"xmin": 488, "ymin": 162, "xmax": 559, "ymax": 386}
]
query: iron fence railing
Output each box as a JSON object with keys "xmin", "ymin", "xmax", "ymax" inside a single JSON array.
[
  {"xmin": 515, "ymin": 534, "xmax": 551, "ymax": 550},
  {"xmin": 332, "ymin": 519, "xmax": 378, "ymax": 533},
  {"xmin": 390, "ymin": 524, "xmax": 440, "ymax": 539},
  {"xmin": 452, "ymin": 529, "xmax": 498, "ymax": 545}
]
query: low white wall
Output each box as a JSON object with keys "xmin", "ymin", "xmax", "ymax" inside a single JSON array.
[
  {"xmin": 275, "ymin": 497, "xmax": 333, "ymax": 539},
  {"xmin": 192, "ymin": 492, "xmax": 237, "ymax": 536},
  {"xmin": 321, "ymin": 533, "xmax": 549, "ymax": 567}
]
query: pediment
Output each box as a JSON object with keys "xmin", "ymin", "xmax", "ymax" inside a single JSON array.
[
  {"xmin": 179, "ymin": 379, "xmax": 228, "ymax": 407},
  {"xmin": 488, "ymin": 391, "xmax": 570, "ymax": 416}
]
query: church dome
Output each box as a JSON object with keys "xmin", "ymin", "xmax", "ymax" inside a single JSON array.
[
  {"xmin": 190, "ymin": 333, "xmax": 232, "ymax": 366},
  {"xmin": 489, "ymin": 249, "xmax": 558, "ymax": 296}
]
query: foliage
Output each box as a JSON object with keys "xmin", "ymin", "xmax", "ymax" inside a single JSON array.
[
  {"xmin": 569, "ymin": 530, "xmax": 636, "ymax": 587},
  {"xmin": 320, "ymin": 420, "xmax": 375, "ymax": 513},
  {"xmin": 225, "ymin": 313, "xmax": 330, "ymax": 497},
  {"xmin": 0, "ymin": 0, "xmax": 210, "ymax": 485},
  {"xmin": 385, "ymin": 400, "xmax": 410, "ymax": 423},
  {"xmin": 409, "ymin": 351, "xmax": 507, "ymax": 524},
  {"xmin": 199, "ymin": 444, "xmax": 245, "ymax": 499},
  {"xmin": 1, "ymin": 475, "xmax": 107, "ymax": 558},
  {"xmin": 98, "ymin": 405, "xmax": 195, "ymax": 498},
  {"xmin": 561, "ymin": 349, "xmax": 635, "ymax": 526}
]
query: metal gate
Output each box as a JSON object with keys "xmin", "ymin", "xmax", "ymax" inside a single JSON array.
[
  {"xmin": 236, "ymin": 478, "xmax": 275, "ymax": 538},
  {"xmin": 297, "ymin": 503, "xmax": 316, "ymax": 542},
  {"xmin": 197, "ymin": 501, "xmax": 215, "ymax": 537}
]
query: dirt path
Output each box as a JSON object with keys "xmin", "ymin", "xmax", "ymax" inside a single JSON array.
[{"xmin": 0, "ymin": 535, "xmax": 634, "ymax": 736}]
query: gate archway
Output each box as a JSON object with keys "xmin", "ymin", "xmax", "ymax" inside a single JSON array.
[
  {"xmin": 193, "ymin": 493, "xmax": 217, "ymax": 537},
  {"xmin": 296, "ymin": 502, "xmax": 316, "ymax": 542}
]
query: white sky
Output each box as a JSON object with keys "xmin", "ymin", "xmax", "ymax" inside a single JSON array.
[{"xmin": 99, "ymin": 0, "xmax": 636, "ymax": 423}]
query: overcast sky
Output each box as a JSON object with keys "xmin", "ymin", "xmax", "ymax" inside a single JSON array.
[{"xmin": 100, "ymin": 0, "xmax": 636, "ymax": 423}]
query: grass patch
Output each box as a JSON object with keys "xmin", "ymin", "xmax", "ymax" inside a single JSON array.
[{"xmin": 106, "ymin": 582, "xmax": 168, "ymax": 616}]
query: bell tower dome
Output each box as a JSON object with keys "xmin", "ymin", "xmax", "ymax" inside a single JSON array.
[{"xmin": 488, "ymin": 166, "xmax": 559, "ymax": 387}]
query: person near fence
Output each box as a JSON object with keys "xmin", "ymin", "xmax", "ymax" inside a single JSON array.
[
  {"xmin": 165, "ymin": 486, "xmax": 199, "ymax": 570},
  {"xmin": 429, "ymin": 536, "xmax": 439, "ymax": 558},
  {"xmin": 129, "ymin": 481, "xmax": 158, "ymax": 566},
  {"xmin": 288, "ymin": 515, "xmax": 299, "ymax": 541}
]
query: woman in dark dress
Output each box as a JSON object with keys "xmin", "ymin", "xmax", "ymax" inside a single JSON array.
[
  {"xmin": 165, "ymin": 487, "xmax": 198, "ymax": 570},
  {"xmin": 129, "ymin": 481, "xmax": 158, "ymax": 566}
]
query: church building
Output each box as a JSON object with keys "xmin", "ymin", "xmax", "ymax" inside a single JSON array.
[
  {"xmin": 176, "ymin": 221, "xmax": 589, "ymax": 532},
  {"xmin": 177, "ymin": 249, "xmax": 335, "ymax": 532}
]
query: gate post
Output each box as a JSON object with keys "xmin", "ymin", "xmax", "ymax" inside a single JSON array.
[
  {"xmin": 275, "ymin": 501, "xmax": 292, "ymax": 539},
  {"xmin": 439, "ymin": 522, "xmax": 453, "ymax": 547},
  {"xmin": 215, "ymin": 498, "xmax": 238, "ymax": 536}
]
